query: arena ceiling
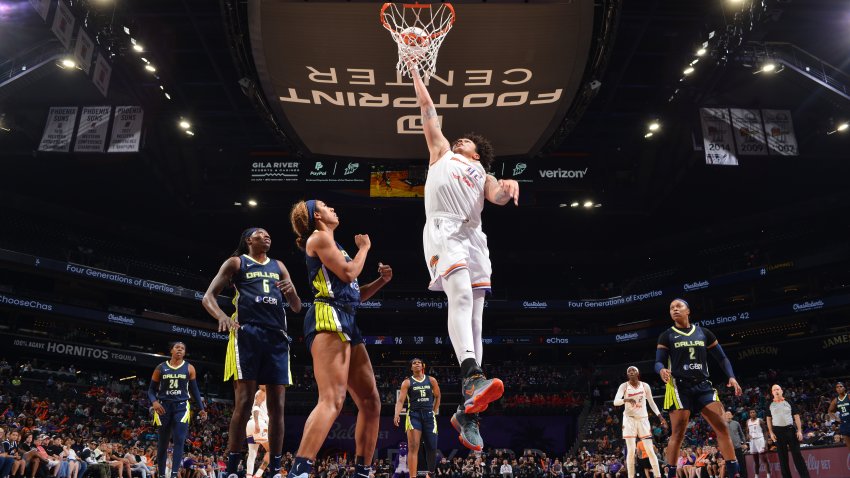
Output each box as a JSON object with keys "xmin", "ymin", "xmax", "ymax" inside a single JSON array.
[{"xmin": 1, "ymin": 0, "xmax": 849, "ymax": 289}]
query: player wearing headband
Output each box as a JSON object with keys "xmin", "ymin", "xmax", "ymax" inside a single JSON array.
[
  {"xmin": 202, "ymin": 227, "xmax": 302, "ymax": 478},
  {"xmin": 287, "ymin": 199, "xmax": 393, "ymax": 478},
  {"xmin": 828, "ymin": 382, "xmax": 850, "ymax": 450},
  {"xmin": 147, "ymin": 342, "xmax": 207, "ymax": 478},
  {"xmin": 613, "ymin": 366, "xmax": 665, "ymax": 478},
  {"xmin": 655, "ymin": 298, "xmax": 743, "ymax": 478}
]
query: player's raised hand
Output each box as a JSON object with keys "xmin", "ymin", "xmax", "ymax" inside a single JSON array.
[
  {"xmin": 497, "ymin": 179, "xmax": 520, "ymax": 206},
  {"xmin": 378, "ymin": 262, "xmax": 393, "ymax": 283},
  {"xmin": 728, "ymin": 377, "xmax": 742, "ymax": 396},
  {"xmin": 355, "ymin": 234, "xmax": 371, "ymax": 250}
]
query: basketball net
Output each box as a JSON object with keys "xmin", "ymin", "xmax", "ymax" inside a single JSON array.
[{"xmin": 381, "ymin": 3, "xmax": 456, "ymax": 78}]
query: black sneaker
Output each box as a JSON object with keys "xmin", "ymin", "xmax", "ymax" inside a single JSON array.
[
  {"xmin": 462, "ymin": 373, "xmax": 504, "ymax": 414},
  {"xmin": 450, "ymin": 406, "xmax": 483, "ymax": 451}
]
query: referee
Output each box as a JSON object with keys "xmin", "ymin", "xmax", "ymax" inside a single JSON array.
[{"xmin": 765, "ymin": 384, "xmax": 810, "ymax": 478}]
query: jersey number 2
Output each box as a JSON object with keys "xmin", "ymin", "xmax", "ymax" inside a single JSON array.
[{"xmin": 689, "ymin": 347, "xmax": 696, "ymax": 360}]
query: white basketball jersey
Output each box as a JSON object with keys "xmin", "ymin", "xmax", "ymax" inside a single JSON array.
[
  {"xmin": 748, "ymin": 418, "xmax": 764, "ymax": 439},
  {"xmin": 253, "ymin": 391, "xmax": 268, "ymax": 422},
  {"xmin": 425, "ymin": 151, "xmax": 486, "ymax": 226},
  {"xmin": 623, "ymin": 382, "xmax": 649, "ymax": 418}
]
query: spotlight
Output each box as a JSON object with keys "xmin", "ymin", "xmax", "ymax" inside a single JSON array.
[
  {"xmin": 761, "ymin": 62, "xmax": 776, "ymax": 72},
  {"xmin": 570, "ymin": 201, "xmax": 579, "ymax": 208},
  {"xmin": 164, "ymin": 93, "xmax": 171, "ymax": 100},
  {"xmin": 838, "ymin": 123, "xmax": 849, "ymax": 132},
  {"xmin": 132, "ymin": 44, "xmax": 143, "ymax": 52},
  {"xmin": 247, "ymin": 199, "xmax": 258, "ymax": 207},
  {"xmin": 59, "ymin": 58, "xmax": 76, "ymax": 69},
  {"xmin": 233, "ymin": 202, "xmax": 243, "ymax": 206},
  {"xmin": 185, "ymin": 130, "xmax": 194, "ymax": 136},
  {"xmin": 144, "ymin": 64, "xmax": 156, "ymax": 72},
  {"xmin": 696, "ymin": 48, "xmax": 707, "ymax": 56},
  {"xmin": 179, "ymin": 120, "xmax": 191, "ymax": 129},
  {"xmin": 583, "ymin": 200, "xmax": 593, "ymax": 208},
  {"xmin": 683, "ymin": 67, "xmax": 695, "ymax": 75},
  {"xmin": 648, "ymin": 121, "xmax": 660, "ymax": 132},
  {"xmin": 644, "ymin": 132, "xmax": 654, "ymax": 138},
  {"xmin": 594, "ymin": 203, "xmax": 602, "ymax": 208},
  {"xmin": 159, "ymin": 85, "xmax": 164, "ymax": 90},
  {"xmin": 690, "ymin": 59, "xmax": 699, "ymax": 66}
]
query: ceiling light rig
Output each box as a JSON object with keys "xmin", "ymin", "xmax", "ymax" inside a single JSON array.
[{"xmin": 827, "ymin": 122, "xmax": 849, "ymax": 135}]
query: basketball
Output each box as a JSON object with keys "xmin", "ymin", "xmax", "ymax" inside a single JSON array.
[{"xmin": 399, "ymin": 26, "xmax": 430, "ymax": 61}]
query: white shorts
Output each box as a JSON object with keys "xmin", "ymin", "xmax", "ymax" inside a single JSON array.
[
  {"xmin": 246, "ymin": 417, "xmax": 269, "ymax": 443},
  {"xmin": 423, "ymin": 216, "xmax": 491, "ymax": 292},
  {"xmin": 622, "ymin": 415, "xmax": 652, "ymax": 439},
  {"xmin": 750, "ymin": 436, "xmax": 766, "ymax": 453}
]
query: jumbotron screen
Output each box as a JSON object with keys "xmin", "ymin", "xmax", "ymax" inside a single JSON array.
[{"xmin": 248, "ymin": 1, "xmax": 594, "ymax": 159}]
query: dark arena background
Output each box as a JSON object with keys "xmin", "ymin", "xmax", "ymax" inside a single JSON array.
[{"xmin": 1, "ymin": 1, "xmax": 849, "ymax": 478}]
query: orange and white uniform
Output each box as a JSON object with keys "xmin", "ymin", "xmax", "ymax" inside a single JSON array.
[{"xmin": 423, "ymin": 151, "xmax": 492, "ymax": 292}]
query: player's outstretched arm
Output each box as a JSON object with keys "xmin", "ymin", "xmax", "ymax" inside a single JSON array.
[
  {"xmin": 359, "ymin": 262, "xmax": 392, "ymax": 302},
  {"xmin": 484, "ymin": 175, "xmax": 519, "ymax": 206},
  {"xmin": 408, "ymin": 60, "xmax": 450, "ymax": 164}
]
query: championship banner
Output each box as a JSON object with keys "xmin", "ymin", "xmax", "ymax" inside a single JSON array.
[
  {"xmin": 92, "ymin": 53, "xmax": 112, "ymax": 97},
  {"xmin": 50, "ymin": 0, "xmax": 75, "ymax": 51},
  {"xmin": 28, "ymin": 0, "xmax": 50, "ymax": 20},
  {"xmin": 730, "ymin": 108, "xmax": 767, "ymax": 156},
  {"xmin": 74, "ymin": 106, "xmax": 111, "ymax": 152},
  {"xmin": 762, "ymin": 109, "xmax": 799, "ymax": 156},
  {"xmin": 73, "ymin": 29, "xmax": 95, "ymax": 74},
  {"xmin": 107, "ymin": 106, "xmax": 144, "ymax": 152},
  {"xmin": 699, "ymin": 108, "xmax": 738, "ymax": 166},
  {"xmin": 38, "ymin": 106, "xmax": 78, "ymax": 152}
]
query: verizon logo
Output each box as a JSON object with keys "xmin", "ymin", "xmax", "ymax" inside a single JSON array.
[{"xmin": 539, "ymin": 168, "xmax": 588, "ymax": 179}]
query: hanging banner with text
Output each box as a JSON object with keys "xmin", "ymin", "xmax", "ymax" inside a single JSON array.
[
  {"xmin": 74, "ymin": 106, "xmax": 111, "ymax": 153},
  {"xmin": 51, "ymin": 1, "xmax": 75, "ymax": 50},
  {"xmin": 38, "ymin": 106, "xmax": 78, "ymax": 152},
  {"xmin": 250, "ymin": 159, "xmax": 302, "ymax": 184},
  {"xmin": 29, "ymin": 0, "xmax": 50, "ymax": 20},
  {"xmin": 108, "ymin": 106, "xmax": 144, "ymax": 152},
  {"xmin": 762, "ymin": 109, "xmax": 799, "ymax": 156},
  {"xmin": 699, "ymin": 108, "xmax": 738, "ymax": 166},
  {"xmin": 92, "ymin": 53, "xmax": 112, "ymax": 97},
  {"xmin": 73, "ymin": 29, "xmax": 95, "ymax": 74},
  {"xmin": 730, "ymin": 108, "xmax": 767, "ymax": 156}
]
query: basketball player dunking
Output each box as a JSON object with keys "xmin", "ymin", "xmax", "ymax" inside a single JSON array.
[
  {"xmin": 613, "ymin": 366, "xmax": 665, "ymax": 478},
  {"xmin": 147, "ymin": 342, "xmax": 207, "ymax": 478},
  {"xmin": 828, "ymin": 382, "xmax": 850, "ymax": 450},
  {"xmin": 408, "ymin": 59, "xmax": 519, "ymax": 452},
  {"xmin": 394, "ymin": 358, "xmax": 441, "ymax": 478},
  {"xmin": 746, "ymin": 409, "xmax": 771, "ymax": 478}
]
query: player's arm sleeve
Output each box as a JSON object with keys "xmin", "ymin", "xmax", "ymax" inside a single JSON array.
[
  {"xmin": 654, "ymin": 346, "xmax": 669, "ymax": 375},
  {"xmin": 707, "ymin": 341, "xmax": 736, "ymax": 379},
  {"xmin": 189, "ymin": 379, "xmax": 205, "ymax": 411},
  {"xmin": 644, "ymin": 383, "xmax": 662, "ymax": 416},
  {"xmin": 612, "ymin": 383, "xmax": 627, "ymax": 406},
  {"xmin": 147, "ymin": 380, "xmax": 159, "ymax": 404}
]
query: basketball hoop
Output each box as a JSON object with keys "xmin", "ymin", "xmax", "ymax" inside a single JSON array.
[{"xmin": 380, "ymin": 3, "xmax": 456, "ymax": 78}]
